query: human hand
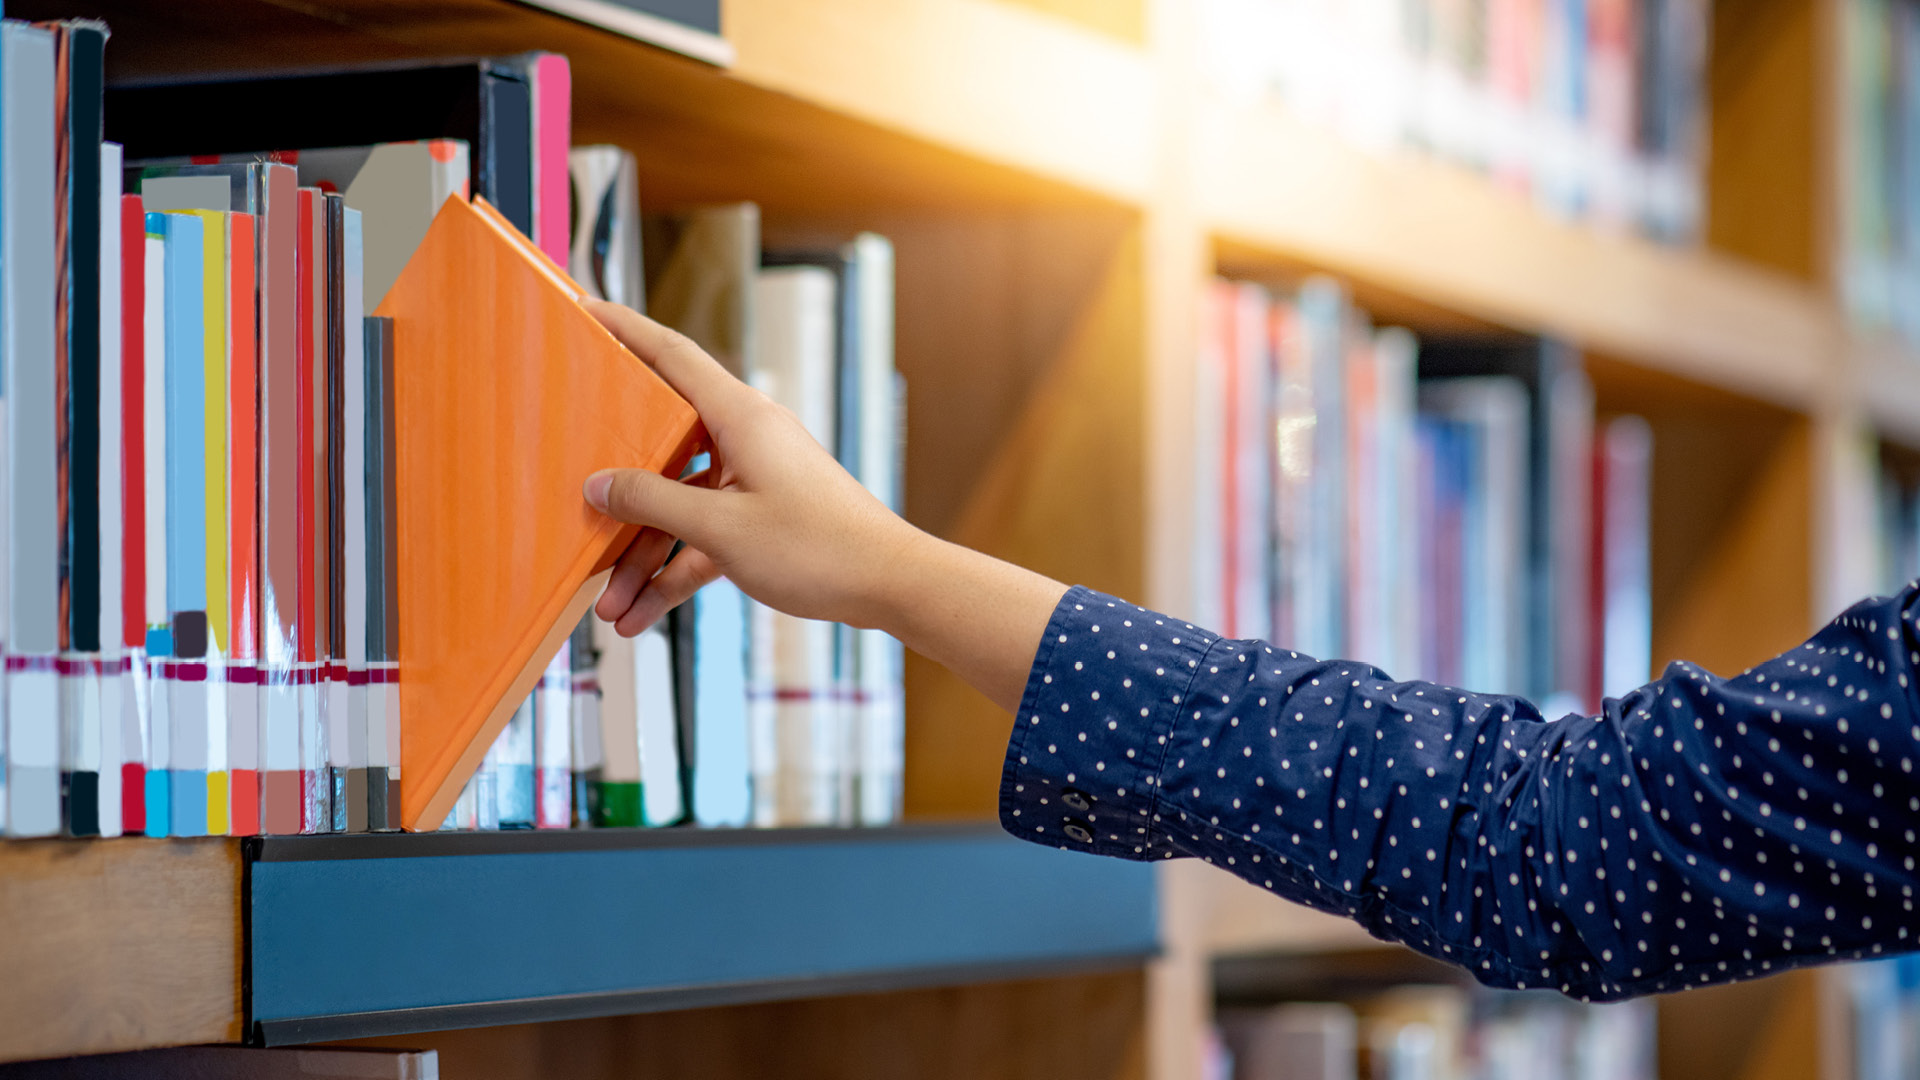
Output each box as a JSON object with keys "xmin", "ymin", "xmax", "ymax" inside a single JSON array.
[{"xmin": 582, "ymin": 299, "xmax": 924, "ymax": 636}]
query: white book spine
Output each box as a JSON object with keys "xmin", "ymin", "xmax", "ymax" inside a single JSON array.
[
  {"xmin": 634, "ymin": 621, "xmax": 681, "ymax": 826},
  {"xmin": 4, "ymin": 25, "xmax": 61, "ymax": 836},
  {"xmin": 97, "ymin": 142, "xmax": 126, "ymax": 836}
]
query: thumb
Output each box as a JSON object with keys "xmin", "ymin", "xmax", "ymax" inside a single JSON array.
[{"xmin": 583, "ymin": 467, "xmax": 722, "ymax": 544}]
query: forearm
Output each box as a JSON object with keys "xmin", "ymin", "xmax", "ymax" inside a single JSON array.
[{"xmin": 867, "ymin": 529, "xmax": 1068, "ymax": 714}]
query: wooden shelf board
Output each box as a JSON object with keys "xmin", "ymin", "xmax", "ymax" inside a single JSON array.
[
  {"xmin": 1852, "ymin": 333, "xmax": 1920, "ymax": 450},
  {"xmin": 1195, "ymin": 94, "xmax": 1842, "ymax": 411},
  {"xmin": 24, "ymin": 0, "xmax": 1151, "ymax": 219},
  {"xmin": 0, "ymin": 837, "xmax": 243, "ymax": 1064}
]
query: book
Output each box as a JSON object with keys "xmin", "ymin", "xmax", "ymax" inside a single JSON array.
[
  {"xmin": 363, "ymin": 315, "xmax": 400, "ymax": 830},
  {"xmin": 97, "ymin": 141, "xmax": 127, "ymax": 839},
  {"xmin": 44, "ymin": 21, "xmax": 110, "ymax": 838},
  {"xmin": 5, "ymin": 22, "xmax": 63, "ymax": 838},
  {"xmin": 1596, "ymin": 415, "xmax": 1653, "ymax": 702},
  {"xmin": 160, "ymin": 208, "xmax": 211, "ymax": 837},
  {"xmin": 225, "ymin": 210, "xmax": 260, "ymax": 836},
  {"xmin": 117, "ymin": 190, "xmax": 149, "ymax": 837},
  {"xmin": 749, "ymin": 265, "xmax": 840, "ymax": 826},
  {"xmin": 645, "ymin": 204, "xmax": 758, "ymax": 828},
  {"xmin": 139, "ymin": 210, "xmax": 171, "ymax": 836},
  {"xmin": 376, "ymin": 195, "xmax": 701, "ymax": 831},
  {"xmin": 341, "ymin": 206, "xmax": 369, "ymax": 833},
  {"xmin": 297, "ymin": 186, "xmax": 328, "ymax": 833},
  {"xmin": 635, "ymin": 620, "xmax": 682, "ymax": 825}
]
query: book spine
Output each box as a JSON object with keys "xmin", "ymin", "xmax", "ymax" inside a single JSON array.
[
  {"xmin": 362, "ymin": 315, "xmax": 397, "ymax": 830},
  {"xmin": 97, "ymin": 142, "xmax": 125, "ymax": 838},
  {"xmin": 295, "ymin": 186, "xmax": 325, "ymax": 833},
  {"xmin": 495, "ymin": 696, "xmax": 534, "ymax": 829},
  {"xmin": 161, "ymin": 209, "xmax": 208, "ymax": 837},
  {"xmin": 227, "ymin": 211, "xmax": 259, "ymax": 836},
  {"xmin": 341, "ymin": 206, "xmax": 368, "ymax": 834},
  {"xmin": 530, "ymin": 53, "xmax": 572, "ymax": 266},
  {"xmin": 260, "ymin": 164, "xmax": 301, "ymax": 835},
  {"xmin": 324, "ymin": 192, "xmax": 347, "ymax": 833},
  {"xmin": 691, "ymin": 577, "xmax": 750, "ymax": 827},
  {"xmin": 375, "ymin": 315, "xmax": 399, "ymax": 830},
  {"xmin": 592, "ymin": 614, "xmax": 641, "ymax": 828},
  {"xmin": 58, "ymin": 23, "xmax": 109, "ymax": 837},
  {"xmin": 5, "ymin": 23, "xmax": 62, "ymax": 837},
  {"xmin": 568, "ymin": 617, "xmax": 600, "ymax": 827},
  {"xmin": 118, "ymin": 191, "xmax": 147, "ymax": 837},
  {"xmin": 636, "ymin": 620, "xmax": 681, "ymax": 826},
  {"xmin": 533, "ymin": 644, "xmax": 571, "ymax": 828},
  {"xmin": 199, "ymin": 207, "xmax": 231, "ymax": 836},
  {"xmin": 140, "ymin": 211, "xmax": 171, "ymax": 836}
]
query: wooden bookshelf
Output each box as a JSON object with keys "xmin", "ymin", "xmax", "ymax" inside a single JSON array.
[
  {"xmin": 0, "ymin": 839, "xmax": 242, "ymax": 1063},
  {"xmin": 0, "ymin": 0, "xmax": 1898, "ymax": 1076}
]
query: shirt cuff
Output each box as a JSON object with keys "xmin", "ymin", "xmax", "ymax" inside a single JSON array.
[{"xmin": 997, "ymin": 585, "xmax": 1217, "ymax": 860}]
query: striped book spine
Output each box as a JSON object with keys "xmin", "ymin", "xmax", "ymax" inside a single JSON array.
[
  {"xmin": 227, "ymin": 211, "xmax": 260, "ymax": 836},
  {"xmin": 141, "ymin": 210, "xmax": 171, "ymax": 836},
  {"xmin": 118, "ymin": 191, "xmax": 148, "ymax": 836}
]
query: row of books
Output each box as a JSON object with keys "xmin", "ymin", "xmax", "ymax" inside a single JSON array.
[
  {"xmin": 1196, "ymin": 0, "xmax": 1708, "ymax": 242},
  {"xmin": 0, "ymin": 23, "xmax": 905, "ymax": 838},
  {"xmin": 1849, "ymin": 953, "xmax": 1920, "ymax": 1080},
  {"xmin": 1844, "ymin": 0, "xmax": 1920, "ymax": 345},
  {"xmin": 442, "ymin": 202, "xmax": 908, "ymax": 832},
  {"xmin": 1214, "ymin": 988, "xmax": 1655, "ymax": 1080},
  {"xmin": 1195, "ymin": 278, "xmax": 1653, "ymax": 712}
]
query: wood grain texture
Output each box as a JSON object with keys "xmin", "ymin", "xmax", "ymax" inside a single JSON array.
[
  {"xmin": 0, "ymin": 838, "xmax": 243, "ymax": 1064},
  {"xmin": 336, "ymin": 969, "xmax": 1148, "ymax": 1080}
]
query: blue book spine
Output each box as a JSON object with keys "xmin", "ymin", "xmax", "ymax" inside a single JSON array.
[
  {"xmin": 692, "ymin": 578, "xmax": 751, "ymax": 827},
  {"xmin": 163, "ymin": 211, "xmax": 207, "ymax": 835}
]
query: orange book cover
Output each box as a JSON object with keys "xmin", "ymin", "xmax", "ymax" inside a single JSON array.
[{"xmin": 375, "ymin": 195, "xmax": 703, "ymax": 830}]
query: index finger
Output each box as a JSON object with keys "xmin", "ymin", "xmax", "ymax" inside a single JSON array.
[{"xmin": 583, "ymin": 299, "xmax": 747, "ymax": 429}]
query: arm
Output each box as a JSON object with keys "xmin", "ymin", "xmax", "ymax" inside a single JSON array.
[
  {"xmin": 579, "ymin": 301, "xmax": 1920, "ymax": 999},
  {"xmin": 1004, "ymin": 584, "xmax": 1920, "ymax": 1000}
]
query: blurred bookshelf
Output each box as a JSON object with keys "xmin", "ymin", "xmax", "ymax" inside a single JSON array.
[{"xmin": 3, "ymin": 0, "xmax": 1916, "ymax": 1078}]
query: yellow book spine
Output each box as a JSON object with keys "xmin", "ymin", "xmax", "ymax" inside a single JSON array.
[{"xmin": 190, "ymin": 210, "xmax": 229, "ymax": 656}]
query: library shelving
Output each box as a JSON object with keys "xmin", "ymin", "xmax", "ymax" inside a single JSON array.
[{"xmin": 2, "ymin": 0, "xmax": 1909, "ymax": 1078}]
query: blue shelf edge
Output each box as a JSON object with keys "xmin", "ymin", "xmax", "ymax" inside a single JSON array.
[{"xmin": 245, "ymin": 824, "xmax": 1159, "ymax": 1043}]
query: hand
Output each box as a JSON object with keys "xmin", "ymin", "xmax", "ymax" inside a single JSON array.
[
  {"xmin": 581, "ymin": 299, "xmax": 1068, "ymax": 714},
  {"xmin": 582, "ymin": 299, "xmax": 923, "ymax": 636}
]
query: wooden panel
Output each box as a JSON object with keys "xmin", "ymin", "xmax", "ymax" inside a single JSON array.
[
  {"xmin": 1648, "ymin": 412, "xmax": 1815, "ymax": 678},
  {"xmin": 0, "ymin": 838, "xmax": 243, "ymax": 1064},
  {"xmin": 901, "ymin": 216, "xmax": 1147, "ymax": 818},
  {"xmin": 1657, "ymin": 969, "xmax": 1824, "ymax": 1080},
  {"xmin": 337, "ymin": 969, "xmax": 1148, "ymax": 1080},
  {"xmin": 1707, "ymin": 0, "xmax": 1822, "ymax": 281}
]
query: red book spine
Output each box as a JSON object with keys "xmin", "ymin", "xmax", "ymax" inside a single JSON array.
[
  {"xmin": 296, "ymin": 191, "xmax": 315, "ymax": 667},
  {"xmin": 532, "ymin": 54, "xmax": 572, "ymax": 266},
  {"xmin": 118, "ymin": 193, "xmax": 145, "ymax": 837},
  {"xmin": 228, "ymin": 213, "xmax": 260, "ymax": 838},
  {"xmin": 229, "ymin": 214, "xmax": 258, "ymax": 663},
  {"xmin": 119, "ymin": 194, "xmax": 145, "ymax": 651}
]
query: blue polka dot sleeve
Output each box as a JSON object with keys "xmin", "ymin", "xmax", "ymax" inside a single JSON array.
[{"xmin": 1001, "ymin": 585, "xmax": 1920, "ymax": 1001}]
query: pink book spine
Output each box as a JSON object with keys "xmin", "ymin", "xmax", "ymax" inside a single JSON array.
[{"xmin": 532, "ymin": 53, "xmax": 572, "ymax": 266}]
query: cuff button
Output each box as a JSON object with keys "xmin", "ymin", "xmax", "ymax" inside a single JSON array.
[
  {"xmin": 1062, "ymin": 788, "xmax": 1091, "ymax": 811},
  {"xmin": 1064, "ymin": 821, "xmax": 1093, "ymax": 844}
]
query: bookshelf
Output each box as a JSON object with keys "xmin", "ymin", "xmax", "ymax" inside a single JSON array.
[{"xmin": 0, "ymin": 0, "xmax": 1900, "ymax": 1077}]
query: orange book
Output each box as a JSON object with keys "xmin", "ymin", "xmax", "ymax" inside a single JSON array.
[{"xmin": 375, "ymin": 196, "xmax": 703, "ymax": 830}]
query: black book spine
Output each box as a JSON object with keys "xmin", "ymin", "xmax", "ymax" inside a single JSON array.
[
  {"xmin": 480, "ymin": 65, "xmax": 534, "ymax": 236},
  {"xmin": 669, "ymin": 601, "xmax": 698, "ymax": 826},
  {"xmin": 325, "ymin": 193, "xmax": 348, "ymax": 833},
  {"xmin": 67, "ymin": 23, "xmax": 106, "ymax": 656}
]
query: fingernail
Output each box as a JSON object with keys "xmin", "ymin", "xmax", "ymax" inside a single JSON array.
[{"xmin": 583, "ymin": 471, "xmax": 613, "ymax": 511}]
